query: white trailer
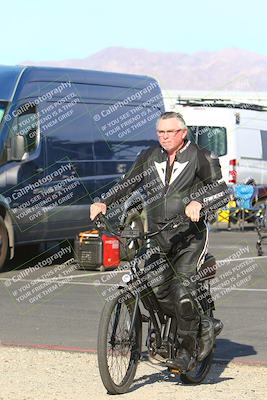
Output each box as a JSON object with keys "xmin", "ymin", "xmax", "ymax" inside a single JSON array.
[{"xmin": 163, "ymin": 92, "xmax": 267, "ymax": 188}]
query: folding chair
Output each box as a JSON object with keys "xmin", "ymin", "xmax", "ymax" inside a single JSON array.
[{"xmin": 229, "ymin": 184, "xmax": 260, "ymax": 231}]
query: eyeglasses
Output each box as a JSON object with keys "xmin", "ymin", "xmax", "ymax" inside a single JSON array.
[{"xmin": 157, "ymin": 129, "xmax": 184, "ymax": 137}]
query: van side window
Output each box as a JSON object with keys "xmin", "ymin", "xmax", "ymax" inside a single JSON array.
[
  {"xmin": 0, "ymin": 103, "xmax": 5, "ymax": 124},
  {"xmin": 261, "ymin": 131, "xmax": 267, "ymax": 160},
  {"xmin": 17, "ymin": 105, "xmax": 39, "ymax": 157}
]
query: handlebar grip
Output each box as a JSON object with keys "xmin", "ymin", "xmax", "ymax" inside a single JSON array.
[{"xmin": 94, "ymin": 212, "xmax": 109, "ymax": 229}]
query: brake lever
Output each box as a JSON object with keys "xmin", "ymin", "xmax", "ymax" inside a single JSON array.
[
  {"xmin": 163, "ymin": 214, "xmax": 190, "ymax": 227},
  {"xmin": 94, "ymin": 219, "xmax": 105, "ymax": 230}
]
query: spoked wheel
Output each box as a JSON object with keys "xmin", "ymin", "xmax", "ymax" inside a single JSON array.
[
  {"xmin": 180, "ymin": 309, "xmax": 214, "ymax": 384},
  {"xmin": 97, "ymin": 292, "xmax": 142, "ymax": 394}
]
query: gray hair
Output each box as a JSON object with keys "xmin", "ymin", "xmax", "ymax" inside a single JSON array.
[{"xmin": 156, "ymin": 111, "xmax": 187, "ymax": 129}]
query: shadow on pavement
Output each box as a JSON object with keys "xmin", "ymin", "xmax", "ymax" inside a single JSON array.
[
  {"xmin": 215, "ymin": 338, "xmax": 257, "ymax": 361},
  {"xmin": 202, "ymin": 338, "xmax": 257, "ymax": 385},
  {"xmin": 130, "ymin": 338, "xmax": 257, "ymax": 391}
]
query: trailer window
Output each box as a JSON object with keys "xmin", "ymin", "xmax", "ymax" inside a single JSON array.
[{"xmin": 188, "ymin": 126, "xmax": 227, "ymax": 156}]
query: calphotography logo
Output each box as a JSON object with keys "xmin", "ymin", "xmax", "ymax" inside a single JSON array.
[{"xmin": 3, "ymin": 241, "xmax": 79, "ymax": 309}]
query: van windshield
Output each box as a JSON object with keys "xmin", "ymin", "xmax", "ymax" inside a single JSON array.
[
  {"xmin": 188, "ymin": 126, "xmax": 227, "ymax": 156},
  {"xmin": 0, "ymin": 103, "xmax": 6, "ymax": 125}
]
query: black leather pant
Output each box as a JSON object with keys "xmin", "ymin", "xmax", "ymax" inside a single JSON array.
[{"xmin": 145, "ymin": 224, "xmax": 208, "ymax": 346}]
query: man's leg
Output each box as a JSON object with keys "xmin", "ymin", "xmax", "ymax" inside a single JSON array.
[
  {"xmin": 164, "ymin": 226, "xmax": 214, "ymax": 369},
  {"xmin": 144, "ymin": 228, "xmax": 215, "ymax": 370}
]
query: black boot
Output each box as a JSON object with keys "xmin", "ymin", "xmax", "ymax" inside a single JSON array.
[
  {"xmin": 197, "ymin": 316, "xmax": 215, "ymax": 361},
  {"xmin": 212, "ymin": 318, "xmax": 224, "ymax": 336},
  {"xmin": 166, "ymin": 348, "xmax": 192, "ymax": 372},
  {"xmin": 166, "ymin": 336, "xmax": 197, "ymax": 372}
]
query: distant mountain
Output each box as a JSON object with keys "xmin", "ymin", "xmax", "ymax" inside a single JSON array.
[{"xmin": 20, "ymin": 47, "xmax": 267, "ymax": 91}]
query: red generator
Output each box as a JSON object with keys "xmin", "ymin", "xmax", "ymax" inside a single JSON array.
[{"xmin": 74, "ymin": 229, "xmax": 120, "ymax": 270}]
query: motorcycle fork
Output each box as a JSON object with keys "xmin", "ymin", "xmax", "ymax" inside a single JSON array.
[{"xmin": 126, "ymin": 293, "xmax": 140, "ymax": 341}]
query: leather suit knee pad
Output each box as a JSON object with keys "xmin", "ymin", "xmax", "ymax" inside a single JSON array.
[
  {"xmin": 178, "ymin": 296, "xmax": 196, "ymax": 321},
  {"xmin": 176, "ymin": 295, "xmax": 200, "ymax": 337}
]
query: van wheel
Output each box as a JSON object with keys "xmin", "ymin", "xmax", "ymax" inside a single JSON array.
[
  {"xmin": 120, "ymin": 211, "xmax": 144, "ymax": 261},
  {"xmin": 0, "ymin": 216, "xmax": 9, "ymax": 272}
]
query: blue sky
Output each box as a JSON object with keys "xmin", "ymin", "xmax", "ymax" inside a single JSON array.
[{"xmin": 1, "ymin": 0, "xmax": 267, "ymax": 65}]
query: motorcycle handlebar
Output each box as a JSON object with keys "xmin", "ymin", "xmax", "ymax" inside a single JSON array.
[{"xmin": 93, "ymin": 212, "xmax": 193, "ymax": 239}]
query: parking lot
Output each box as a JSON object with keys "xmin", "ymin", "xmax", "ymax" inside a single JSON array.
[{"xmin": 0, "ymin": 226, "xmax": 266, "ymax": 364}]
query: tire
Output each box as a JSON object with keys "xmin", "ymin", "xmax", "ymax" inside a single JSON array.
[
  {"xmin": 0, "ymin": 216, "xmax": 9, "ymax": 272},
  {"xmin": 180, "ymin": 308, "xmax": 214, "ymax": 384},
  {"xmin": 97, "ymin": 292, "xmax": 142, "ymax": 394},
  {"xmin": 120, "ymin": 211, "xmax": 144, "ymax": 261},
  {"xmin": 180, "ymin": 345, "xmax": 214, "ymax": 384}
]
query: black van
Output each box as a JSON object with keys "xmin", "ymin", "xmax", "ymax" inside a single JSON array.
[{"xmin": 0, "ymin": 65, "xmax": 164, "ymax": 270}]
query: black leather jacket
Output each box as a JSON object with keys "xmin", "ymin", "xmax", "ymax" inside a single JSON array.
[{"xmin": 102, "ymin": 140, "xmax": 229, "ymax": 237}]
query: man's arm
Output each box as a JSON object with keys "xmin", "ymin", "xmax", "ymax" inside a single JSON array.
[
  {"xmin": 185, "ymin": 149, "xmax": 230, "ymax": 222},
  {"xmin": 195, "ymin": 149, "xmax": 230, "ymax": 210}
]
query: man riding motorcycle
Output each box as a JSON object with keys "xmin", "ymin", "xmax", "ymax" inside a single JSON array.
[{"xmin": 90, "ymin": 111, "xmax": 229, "ymax": 370}]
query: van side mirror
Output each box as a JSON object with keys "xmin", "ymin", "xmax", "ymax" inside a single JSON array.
[{"xmin": 9, "ymin": 133, "xmax": 26, "ymax": 160}]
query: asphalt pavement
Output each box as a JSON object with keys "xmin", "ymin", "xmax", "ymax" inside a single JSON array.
[{"xmin": 0, "ymin": 225, "xmax": 266, "ymax": 364}]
